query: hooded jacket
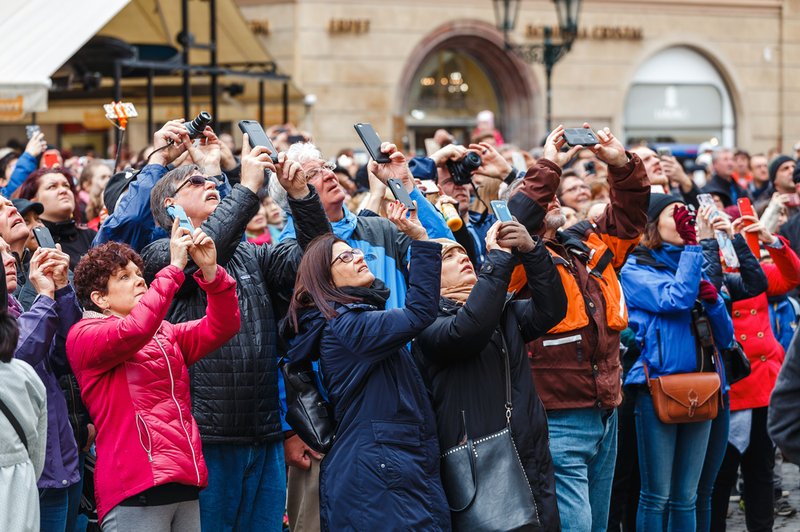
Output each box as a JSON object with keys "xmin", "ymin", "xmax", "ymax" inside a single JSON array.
[
  {"xmin": 66, "ymin": 265, "xmax": 240, "ymax": 523},
  {"xmin": 412, "ymin": 245, "xmax": 567, "ymax": 531},
  {"xmin": 621, "ymin": 245, "xmax": 735, "ymax": 385},
  {"xmin": 140, "ymin": 184, "xmax": 330, "ymax": 443},
  {"xmin": 282, "ymin": 240, "xmax": 450, "ymax": 532}
]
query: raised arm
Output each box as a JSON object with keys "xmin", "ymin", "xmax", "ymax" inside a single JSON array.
[
  {"xmin": 332, "ymin": 240, "xmax": 442, "ymax": 359},
  {"xmin": 621, "ymin": 246, "xmax": 705, "ymax": 314},
  {"xmin": 514, "ymin": 239, "xmax": 568, "ymax": 342},
  {"xmin": 2, "ymin": 133, "xmax": 43, "ymax": 197}
]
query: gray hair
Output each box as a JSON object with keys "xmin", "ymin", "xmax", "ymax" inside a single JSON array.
[
  {"xmin": 711, "ymin": 148, "xmax": 732, "ymax": 163},
  {"xmin": 150, "ymin": 164, "xmax": 202, "ymax": 231},
  {"xmin": 268, "ymin": 142, "xmax": 324, "ymax": 212}
]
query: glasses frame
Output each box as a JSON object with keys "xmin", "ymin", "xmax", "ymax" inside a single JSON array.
[
  {"xmin": 173, "ymin": 174, "xmax": 220, "ymax": 196},
  {"xmin": 331, "ymin": 247, "xmax": 364, "ymax": 266}
]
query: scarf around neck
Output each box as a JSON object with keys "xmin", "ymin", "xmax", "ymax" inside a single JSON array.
[{"xmin": 441, "ymin": 282, "xmax": 474, "ymax": 305}]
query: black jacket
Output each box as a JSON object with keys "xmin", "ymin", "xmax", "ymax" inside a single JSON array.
[
  {"xmin": 701, "ymin": 234, "xmax": 768, "ymax": 302},
  {"xmin": 413, "ymin": 244, "xmax": 567, "ymax": 531},
  {"xmin": 42, "ymin": 219, "xmax": 96, "ymax": 270},
  {"xmin": 780, "ymin": 212, "xmax": 800, "ymax": 262},
  {"xmin": 141, "ymin": 184, "xmax": 330, "ymax": 443}
]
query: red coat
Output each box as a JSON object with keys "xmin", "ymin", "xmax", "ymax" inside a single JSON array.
[
  {"xmin": 66, "ymin": 265, "xmax": 240, "ymax": 522},
  {"xmin": 729, "ymin": 237, "xmax": 800, "ymax": 411}
]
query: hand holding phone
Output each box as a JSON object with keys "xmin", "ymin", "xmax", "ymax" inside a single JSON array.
[
  {"xmin": 167, "ymin": 204, "xmax": 195, "ymax": 233},
  {"xmin": 354, "ymin": 123, "xmax": 391, "ymax": 163},
  {"xmin": 238, "ymin": 120, "xmax": 278, "ymax": 163},
  {"xmin": 26, "ymin": 125, "xmax": 40, "ymax": 140},
  {"xmin": 737, "ymin": 198, "xmax": 761, "ymax": 257}
]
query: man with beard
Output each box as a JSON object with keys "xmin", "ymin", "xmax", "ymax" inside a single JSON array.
[{"xmin": 508, "ymin": 124, "xmax": 650, "ymax": 532}]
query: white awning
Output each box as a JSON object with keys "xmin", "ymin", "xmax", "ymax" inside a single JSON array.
[{"xmin": 0, "ymin": 0, "xmax": 130, "ymax": 117}]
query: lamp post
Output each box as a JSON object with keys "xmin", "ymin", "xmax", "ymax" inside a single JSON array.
[{"xmin": 493, "ymin": 0, "xmax": 581, "ymax": 132}]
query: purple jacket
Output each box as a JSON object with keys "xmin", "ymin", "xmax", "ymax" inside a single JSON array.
[{"xmin": 10, "ymin": 286, "xmax": 81, "ymax": 488}]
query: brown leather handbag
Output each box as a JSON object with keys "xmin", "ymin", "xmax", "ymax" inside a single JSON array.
[{"xmin": 643, "ymin": 362, "xmax": 721, "ymax": 424}]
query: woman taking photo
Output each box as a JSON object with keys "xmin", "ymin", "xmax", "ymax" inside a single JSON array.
[
  {"xmin": 412, "ymin": 221, "xmax": 567, "ymax": 531},
  {"xmin": 283, "ymin": 233, "xmax": 449, "ymax": 531},
  {"xmin": 66, "ymin": 221, "xmax": 241, "ymax": 531},
  {"xmin": 16, "ymin": 167, "xmax": 96, "ymax": 269},
  {"xmin": 1, "ymin": 235, "xmax": 82, "ymax": 532},
  {"xmin": 621, "ymin": 194, "xmax": 734, "ymax": 531}
]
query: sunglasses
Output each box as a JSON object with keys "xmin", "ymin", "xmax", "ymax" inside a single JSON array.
[
  {"xmin": 331, "ymin": 247, "xmax": 364, "ymax": 266},
  {"xmin": 174, "ymin": 174, "xmax": 220, "ymax": 196}
]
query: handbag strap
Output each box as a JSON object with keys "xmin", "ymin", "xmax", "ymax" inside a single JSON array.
[
  {"xmin": 498, "ymin": 331, "xmax": 513, "ymax": 425},
  {"xmin": 0, "ymin": 395, "xmax": 28, "ymax": 453}
]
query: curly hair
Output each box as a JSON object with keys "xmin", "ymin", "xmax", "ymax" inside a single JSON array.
[
  {"xmin": 73, "ymin": 241, "xmax": 144, "ymax": 312},
  {"xmin": 15, "ymin": 167, "xmax": 83, "ymax": 222}
]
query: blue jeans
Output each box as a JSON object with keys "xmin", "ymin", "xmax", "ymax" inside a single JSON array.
[
  {"xmin": 39, "ymin": 487, "xmax": 69, "ymax": 532},
  {"xmin": 199, "ymin": 441, "xmax": 286, "ymax": 532},
  {"xmin": 696, "ymin": 394, "xmax": 730, "ymax": 532},
  {"xmin": 66, "ymin": 452, "xmax": 86, "ymax": 532},
  {"xmin": 635, "ymin": 393, "xmax": 712, "ymax": 531},
  {"xmin": 548, "ymin": 408, "xmax": 618, "ymax": 532}
]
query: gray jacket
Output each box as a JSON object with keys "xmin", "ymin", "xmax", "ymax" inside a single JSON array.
[{"xmin": 769, "ymin": 329, "xmax": 800, "ymax": 463}]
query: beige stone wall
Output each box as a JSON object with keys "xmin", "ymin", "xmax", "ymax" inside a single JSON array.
[{"xmin": 242, "ymin": 0, "xmax": 791, "ymax": 155}]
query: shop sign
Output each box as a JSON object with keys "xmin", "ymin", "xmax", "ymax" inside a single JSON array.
[
  {"xmin": 0, "ymin": 96, "xmax": 25, "ymax": 121},
  {"xmin": 625, "ymin": 84, "xmax": 722, "ymax": 128},
  {"xmin": 525, "ymin": 25, "xmax": 643, "ymax": 41},
  {"xmin": 248, "ymin": 20, "xmax": 271, "ymax": 36},
  {"xmin": 329, "ymin": 19, "xmax": 370, "ymax": 34}
]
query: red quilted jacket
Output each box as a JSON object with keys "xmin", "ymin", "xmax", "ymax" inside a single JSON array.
[
  {"xmin": 729, "ymin": 237, "xmax": 800, "ymax": 411},
  {"xmin": 66, "ymin": 265, "xmax": 240, "ymax": 522}
]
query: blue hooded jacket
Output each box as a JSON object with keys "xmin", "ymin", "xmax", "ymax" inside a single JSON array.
[{"xmin": 621, "ymin": 244, "xmax": 734, "ymax": 385}]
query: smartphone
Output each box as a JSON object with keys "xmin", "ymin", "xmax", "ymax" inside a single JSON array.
[
  {"xmin": 42, "ymin": 150, "xmax": 60, "ymax": 168},
  {"xmin": 737, "ymin": 197, "xmax": 761, "ymax": 257},
  {"xmin": 33, "ymin": 226, "xmax": 56, "ymax": 249},
  {"xmin": 167, "ymin": 204, "xmax": 195, "ymax": 233},
  {"xmin": 387, "ymin": 178, "xmax": 416, "ymax": 210},
  {"xmin": 657, "ymin": 147, "xmax": 672, "ymax": 158},
  {"xmin": 491, "ymin": 200, "xmax": 513, "ymax": 222},
  {"xmin": 563, "ymin": 128, "xmax": 599, "ymax": 147},
  {"xmin": 238, "ymin": 120, "xmax": 278, "ymax": 163},
  {"xmin": 354, "ymin": 123, "xmax": 391, "ymax": 163},
  {"xmin": 26, "ymin": 125, "xmax": 40, "ymax": 140},
  {"xmin": 419, "ymin": 180, "xmax": 439, "ymax": 195}
]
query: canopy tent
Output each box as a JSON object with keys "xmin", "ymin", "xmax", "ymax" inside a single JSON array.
[{"xmin": 0, "ymin": 0, "xmax": 129, "ymax": 118}]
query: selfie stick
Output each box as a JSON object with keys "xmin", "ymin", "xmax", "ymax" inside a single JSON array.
[{"xmin": 104, "ymin": 102, "xmax": 138, "ymax": 172}]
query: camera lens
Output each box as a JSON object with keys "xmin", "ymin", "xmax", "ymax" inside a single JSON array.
[
  {"xmin": 462, "ymin": 152, "xmax": 482, "ymax": 172},
  {"xmin": 184, "ymin": 111, "xmax": 212, "ymax": 139}
]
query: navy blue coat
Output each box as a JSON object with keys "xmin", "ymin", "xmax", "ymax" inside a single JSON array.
[{"xmin": 287, "ymin": 240, "xmax": 450, "ymax": 531}]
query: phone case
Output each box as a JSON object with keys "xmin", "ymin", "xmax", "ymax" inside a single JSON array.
[
  {"xmin": 33, "ymin": 227, "xmax": 56, "ymax": 249},
  {"xmin": 491, "ymin": 201, "xmax": 513, "ymax": 222},
  {"xmin": 387, "ymin": 179, "xmax": 416, "ymax": 210},
  {"xmin": 354, "ymin": 123, "xmax": 391, "ymax": 163},
  {"xmin": 238, "ymin": 120, "xmax": 278, "ymax": 162},
  {"xmin": 563, "ymin": 128, "xmax": 599, "ymax": 147},
  {"xmin": 167, "ymin": 205, "xmax": 195, "ymax": 232}
]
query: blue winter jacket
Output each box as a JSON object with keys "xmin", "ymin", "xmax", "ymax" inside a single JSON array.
[
  {"xmin": 2, "ymin": 151, "xmax": 37, "ymax": 198},
  {"xmin": 770, "ymin": 295, "xmax": 800, "ymax": 353},
  {"xmin": 92, "ymin": 164, "xmax": 231, "ymax": 252},
  {"xmin": 622, "ymin": 244, "xmax": 735, "ymax": 385},
  {"xmin": 284, "ymin": 240, "xmax": 450, "ymax": 531}
]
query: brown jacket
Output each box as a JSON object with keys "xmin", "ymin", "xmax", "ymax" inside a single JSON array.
[{"xmin": 508, "ymin": 156, "xmax": 650, "ymax": 410}]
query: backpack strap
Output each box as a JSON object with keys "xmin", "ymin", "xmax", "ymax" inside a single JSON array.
[{"xmin": 0, "ymin": 396, "xmax": 28, "ymax": 453}]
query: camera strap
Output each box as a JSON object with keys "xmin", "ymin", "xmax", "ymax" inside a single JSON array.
[
  {"xmin": 691, "ymin": 301, "xmax": 716, "ymax": 372},
  {"xmin": 470, "ymin": 181, "xmax": 490, "ymax": 225}
]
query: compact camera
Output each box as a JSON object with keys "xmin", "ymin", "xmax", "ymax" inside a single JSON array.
[{"xmin": 446, "ymin": 152, "xmax": 482, "ymax": 186}]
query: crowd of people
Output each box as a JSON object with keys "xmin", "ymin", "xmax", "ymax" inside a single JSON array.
[{"xmin": 1, "ymin": 108, "xmax": 800, "ymax": 532}]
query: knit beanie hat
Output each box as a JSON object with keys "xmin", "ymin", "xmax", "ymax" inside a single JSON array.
[
  {"xmin": 647, "ymin": 193, "xmax": 684, "ymax": 222},
  {"xmin": 769, "ymin": 155, "xmax": 794, "ymax": 183}
]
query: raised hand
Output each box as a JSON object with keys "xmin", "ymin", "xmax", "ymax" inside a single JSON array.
[
  {"xmin": 188, "ymin": 228, "xmax": 218, "ymax": 281},
  {"xmin": 485, "ymin": 221, "xmax": 511, "ymax": 254},
  {"xmin": 239, "ymin": 133, "xmax": 278, "ymax": 194},
  {"xmin": 386, "ymin": 200, "xmax": 427, "ymax": 241},
  {"xmin": 169, "ymin": 218, "xmax": 193, "ymax": 270},
  {"xmin": 583, "ymin": 123, "xmax": 628, "ymax": 168},
  {"xmin": 151, "ymin": 119, "xmax": 192, "ymax": 166},
  {"xmin": 275, "ymin": 152, "xmax": 311, "ymax": 199},
  {"xmin": 672, "ymin": 205, "xmax": 697, "ymax": 245},
  {"xmin": 430, "ymin": 144, "xmax": 468, "ymax": 168},
  {"xmin": 469, "ymin": 142, "xmax": 513, "ymax": 180},
  {"xmin": 28, "ymin": 247, "xmax": 56, "ymax": 299},
  {"xmin": 733, "ymin": 215, "xmax": 778, "ymax": 246},
  {"xmin": 25, "ymin": 131, "xmax": 47, "ymax": 158},
  {"xmin": 497, "ymin": 220, "xmax": 536, "ymax": 253},
  {"xmin": 186, "ymin": 126, "xmax": 222, "ymax": 176},
  {"xmin": 368, "ymin": 142, "xmax": 414, "ymax": 192},
  {"xmin": 541, "ymin": 125, "xmax": 582, "ymax": 168}
]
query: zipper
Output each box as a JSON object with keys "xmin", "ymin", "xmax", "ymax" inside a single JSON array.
[
  {"xmin": 154, "ymin": 330, "xmax": 201, "ymax": 486},
  {"xmin": 656, "ymin": 328, "xmax": 663, "ymax": 368},
  {"xmin": 135, "ymin": 413, "xmax": 153, "ymax": 462}
]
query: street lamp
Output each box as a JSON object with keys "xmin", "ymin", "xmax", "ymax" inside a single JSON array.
[{"xmin": 492, "ymin": 0, "xmax": 582, "ymax": 131}]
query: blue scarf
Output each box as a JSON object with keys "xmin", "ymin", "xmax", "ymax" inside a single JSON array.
[
  {"xmin": 647, "ymin": 243, "xmax": 685, "ymax": 273},
  {"xmin": 279, "ymin": 204, "xmax": 358, "ymax": 242}
]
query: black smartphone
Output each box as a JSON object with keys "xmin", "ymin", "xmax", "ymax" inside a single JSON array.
[
  {"xmin": 563, "ymin": 128, "xmax": 599, "ymax": 147},
  {"xmin": 387, "ymin": 178, "xmax": 416, "ymax": 210},
  {"xmin": 354, "ymin": 123, "xmax": 391, "ymax": 163},
  {"xmin": 238, "ymin": 120, "xmax": 278, "ymax": 163},
  {"xmin": 33, "ymin": 226, "xmax": 56, "ymax": 249}
]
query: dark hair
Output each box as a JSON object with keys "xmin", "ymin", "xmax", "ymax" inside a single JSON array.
[
  {"xmin": 73, "ymin": 241, "xmax": 144, "ymax": 312},
  {"xmin": 287, "ymin": 234, "xmax": 359, "ymax": 331},
  {"xmin": 150, "ymin": 164, "xmax": 202, "ymax": 231},
  {"xmin": 640, "ymin": 220, "xmax": 663, "ymax": 249},
  {"xmin": 0, "ymin": 313, "xmax": 18, "ymax": 363},
  {"xmin": 16, "ymin": 167, "xmax": 82, "ymax": 222},
  {"xmin": 0, "ymin": 152, "xmax": 19, "ymax": 177}
]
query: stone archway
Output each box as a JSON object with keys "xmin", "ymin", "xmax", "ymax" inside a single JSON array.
[{"xmin": 396, "ymin": 20, "xmax": 540, "ymax": 148}]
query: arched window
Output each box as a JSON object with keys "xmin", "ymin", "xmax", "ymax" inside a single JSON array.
[{"xmin": 624, "ymin": 47, "xmax": 735, "ymax": 146}]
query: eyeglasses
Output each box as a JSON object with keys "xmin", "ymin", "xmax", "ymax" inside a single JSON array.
[
  {"xmin": 305, "ymin": 161, "xmax": 336, "ymax": 181},
  {"xmin": 331, "ymin": 247, "xmax": 364, "ymax": 266},
  {"xmin": 174, "ymin": 174, "xmax": 220, "ymax": 196}
]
